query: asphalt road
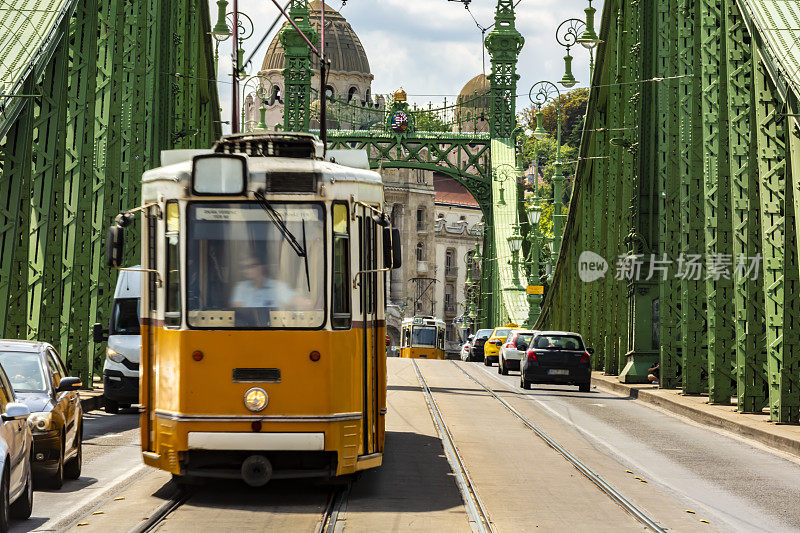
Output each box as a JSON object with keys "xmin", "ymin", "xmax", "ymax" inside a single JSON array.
[
  {"xmin": 467, "ymin": 360, "xmax": 800, "ymax": 533},
  {"xmin": 10, "ymin": 408, "xmax": 145, "ymax": 532}
]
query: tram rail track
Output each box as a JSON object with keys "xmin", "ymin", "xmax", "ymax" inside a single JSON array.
[
  {"xmin": 456, "ymin": 360, "xmax": 667, "ymax": 533},
  {"xmin": 131, "ymin": 479, "xmax": 350, "ymax": 533},
  {"xmin": 411, "ymin": 359, "xmax": 496, "ymax": 533}
]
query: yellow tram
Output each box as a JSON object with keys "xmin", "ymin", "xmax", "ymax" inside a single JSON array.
[
  {"xmin": 105, "ymin": 133, "xmax": 401, "ymax": 485},
  {"xmin": 399, "ymin": 316, "xmax": 447, "ymax": 359}
]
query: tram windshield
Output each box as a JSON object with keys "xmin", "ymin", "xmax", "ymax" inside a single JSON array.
[
  {"xmin": 411, "ymin": 326, "xmax": 437, "ymax": 347},
  {"xmin": 187, "ymin": 202, "xmax": 325, "ymax": 329}
]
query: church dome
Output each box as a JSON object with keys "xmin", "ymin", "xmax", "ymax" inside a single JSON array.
[
  {"xmin": 262, "ymin": 1, "xmax": 371, "ymax": 75},
  {"xmin": 458, "ymin": 74, "xmax": 490, "ymax": 108}
]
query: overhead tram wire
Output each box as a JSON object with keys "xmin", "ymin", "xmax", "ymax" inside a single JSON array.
[{"xmin": 242, "ymin": 1, "xmax": 290, "ymax": 73}]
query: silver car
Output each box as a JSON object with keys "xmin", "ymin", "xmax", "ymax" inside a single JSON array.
[
  {"xmin": 498, "ymin": 329, "xmax": 537, "ymax": 375},
  {"xmin": 0, "ymin": 361, "xmax": 34, "ymax": 529}
]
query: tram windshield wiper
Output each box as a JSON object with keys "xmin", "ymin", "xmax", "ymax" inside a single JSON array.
[
  {"xmin": 253, "ymin": 190, "xmax": 307, "ymax": 259},
  {"xmin": 253, "ymin": 190, "xmax": 311, "ymax": 291}
]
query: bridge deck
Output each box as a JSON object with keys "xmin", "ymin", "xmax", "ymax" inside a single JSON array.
[{"xmin": 56, "ymin": 358, "xmax": 800, "ymax": 531}]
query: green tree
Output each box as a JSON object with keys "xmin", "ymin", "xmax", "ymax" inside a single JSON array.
[
  {"xmin": 520, "ymin": 88, "xmax": 589, "ymax": 147},
  {"xmin": 414, "ymin": 109, "xmax": 450, "ymax": 132},
  {"xmin": 520, "ymin": 134, "xmax": 578, "ymax": 189}
]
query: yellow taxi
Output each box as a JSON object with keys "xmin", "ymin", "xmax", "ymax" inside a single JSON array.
[{"xmin": 483, "ymin": 324, "xmax": 517, "ymax": 366}]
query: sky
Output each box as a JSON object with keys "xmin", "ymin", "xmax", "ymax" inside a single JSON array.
[{"xmin": 212, "ymin": 0, "xmax": 603, "ymax": 133}]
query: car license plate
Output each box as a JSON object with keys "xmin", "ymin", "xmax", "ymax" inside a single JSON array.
[{"xmin": 548, "ymin": 369, "xmax": 569, "ymax": 376}]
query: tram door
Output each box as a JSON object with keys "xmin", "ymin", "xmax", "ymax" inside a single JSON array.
[
  {"xmin": 141, "ymin": 207, "xmax": 158, "ymax": 453},
  {"xmin": 359, "ymin": 209, "xmax": 379, "ymax": 455}
]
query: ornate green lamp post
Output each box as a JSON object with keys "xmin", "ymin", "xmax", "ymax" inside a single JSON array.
[
  {"xmin": 210, "ymin": 0, "xmax": 255, "ymax": 133},
  {"xmin": 529, "ymin": 81, "xmax": 565, "ymax": 262},
  {"xmin": 506, "ymin": 225, "xmax": 524, "ymax": 291},
  {"xmin": 524, "ymin": 200, "xmax": 543, "ymax": 328},
  {"xmin": 556, "ymin": 6, "xmax": 602, "ymax": 85}
]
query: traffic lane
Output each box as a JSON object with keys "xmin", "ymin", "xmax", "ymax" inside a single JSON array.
[
  {"xmin": 345, "ymin": 359, "xmax": 471, "ymax": 532},
  {"xmin": 11, "ymin": 410, "xmax": 145, "ymax": 532},
  {"xmin": 472, "ymin": 362, "xmax": 800, "ymax": 532},
  {"xmin": 417, "ymin": 359, "xmax": 647, "ymax": 532}
]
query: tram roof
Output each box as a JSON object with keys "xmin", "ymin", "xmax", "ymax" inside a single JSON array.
[
  {"xmin": 142, "ymin": 152, "xmax": 382, "ymax": 203},
  {"xmin": 402, "ymin": 317, "xmax": 446, "ymax": 326}
]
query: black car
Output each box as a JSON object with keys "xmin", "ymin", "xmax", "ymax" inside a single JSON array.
[
  {"xmin": 469, "ymin": 329, "xmax": 493, "ymax": 362},
  {"xmin": 0, "ymin": 341, "xmax": 83, "ymax": 489},
  {"xmin": 520, "ymin": 331, "xmax": 594, "ymax": 392}
]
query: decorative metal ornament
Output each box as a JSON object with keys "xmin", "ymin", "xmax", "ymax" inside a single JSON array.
[{"xmin": 390, "ymin": 111, "xmax": 409, "ymax": 133}]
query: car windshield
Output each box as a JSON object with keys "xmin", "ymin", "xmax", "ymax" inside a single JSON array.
[
  {"xmin": 475, "ymin": 329, "xmax": 492, "ymax": 339},
  {"xmin": 493, "ymin": 328, "xmax": 511, "ymax": 338},
  {"xmin": 111, "ymin": 298, "xmax": 140, "ymax": 335},
  {"xmin": 532, "ymin": 334, "xmax": 584, "ymax": 350},
  {"xmin": 411, "ymin": 326, "xmax": 437, "ymax": 347},
  {"xmin": 187, "ymin": 202, "xmax": 325, "ymax": 329},
  {"xmin": 0, "ymin": 351, "xmax": 46, "ymax": 393},
  {"xmin": 514, "ymin": 333, "xmax": 534, "ymax": 346}
]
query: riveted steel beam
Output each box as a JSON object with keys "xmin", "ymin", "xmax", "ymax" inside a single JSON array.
[
  {"xmin": 27, "ymin": 26, "xmax": 68, "ymax": 345},
  {"xmin": 725, "ymin": 0, "xmax": 768, "ymax": 413}
]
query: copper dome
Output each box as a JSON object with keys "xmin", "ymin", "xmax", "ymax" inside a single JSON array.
[{"xmin": 262, "ymin": 1, "xmax": 371, "ymax": 75}]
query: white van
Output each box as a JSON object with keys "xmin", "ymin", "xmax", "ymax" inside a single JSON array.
[{"xmin": 99, "ymin": 269, "xmax": 141, "ymax": 413}]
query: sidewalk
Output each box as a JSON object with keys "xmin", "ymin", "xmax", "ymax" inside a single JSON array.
[
  {"xmin": 592, "ymin": 371, "xmax": 800, "ymax": 459},
  {"xmin": 77, "ymin": 377, "xmax": 106, "ymax": 412}
]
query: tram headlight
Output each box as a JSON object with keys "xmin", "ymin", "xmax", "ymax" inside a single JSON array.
[
  {"xmin": 192, "ymin": 154, "xmax": 247, "ymax": 195},
  {"xmin": 244, "ymin": 387, "xmax": 268, "ymax": 412}
]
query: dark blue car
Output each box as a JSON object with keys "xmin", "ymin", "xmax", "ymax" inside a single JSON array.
[{"xmin": 520, "ymin": 331, "xmax": 594, "ymax": 392}]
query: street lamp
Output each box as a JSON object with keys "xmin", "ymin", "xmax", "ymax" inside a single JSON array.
[
  {"xmin": 529, "ymin": 81, "xmax": 565, "ymax": 264},
  {"xmin": 495, "ymin": 164, "xmax": 516, "ymax": 206},
  {"xmin": 556, "ymin": 6, "xmax": 601, "ymax": 86},
  {"xmin": 506, "ymin": 224, "xmax": 524, "ymax": 290},
  {"xmin": 524, "ymin": 200, "xmax": 544, "ymax": 327},
  {"xmin": 211, "ymin": 1, "xmax": 254, "ymax": 133},
  {"xmin": 577, "ymin": 1, "xmax": 602, "ymax": 49}
]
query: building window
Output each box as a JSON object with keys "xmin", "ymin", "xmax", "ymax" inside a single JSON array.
[
  {"xmin": 416, "ymin": 207, "xmax": 425, "ymax": 231},
  {"xmin": 445, "ymin": 248, "xmax": 456, "ymax": 277},
  {"xmin": 416, "ymin": 242, "xmax": 424, "ymax": 262},
  {"xmin": 348, "ymin": 87, "xmax": 359, "ymax": 102},
  {"xmin": 325, "ymin": 85, "xmax": 335, "ymax": 100},
  {"xmin": 444, "ymin": 284, "xmax": 454, "ymax": 314},
  {"xmin": 270, "ymin": 85, "xmax": 282, "ymax": 105}
]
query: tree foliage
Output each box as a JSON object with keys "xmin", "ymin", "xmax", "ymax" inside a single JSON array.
[
  {"xmin": 414, "ymin": 110, "xmax": 451, "ymax": 132},
  {"xmin": 520, "ymin": 88, "xmax": 589, "ymax": 147}
]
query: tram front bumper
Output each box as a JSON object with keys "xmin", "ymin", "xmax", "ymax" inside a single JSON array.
[{"xmin": 187, "ymin": 431, "xmax": 324, "ymax": 451}]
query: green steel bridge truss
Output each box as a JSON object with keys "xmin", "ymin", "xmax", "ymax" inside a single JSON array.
[
  {"xmin": 538, "ymin": 0, "xmax": 800, "ymax": 423},
  {"xmin": 0, "ymin": 0, "xmax": 220, "ymax": 381}
]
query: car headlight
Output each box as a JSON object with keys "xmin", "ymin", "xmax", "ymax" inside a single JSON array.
[
  {"xmin": 27, "ymin": 412, "xmax": 54, "ymax": 433},
  {"xmin": 244, "ymin": 388, "xmax": 268, "ymax": 412},
  {"xmin": 106, "ymin": 347, "xmax": 125, "ymax": 363}
]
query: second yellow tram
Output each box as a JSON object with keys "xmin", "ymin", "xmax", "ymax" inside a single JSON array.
[
  {"xmin": 400, "ymin": 317, "xmax": 447, "ymax": 359},
  {"xmin": 106, "ymin": 132, "xmax": 401, "ymax": 485}
]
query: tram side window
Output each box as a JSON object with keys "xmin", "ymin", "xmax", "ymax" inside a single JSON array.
[
  {"xmin": 332, "ymin": 202, "xmax": 351, "ymax": 329},
  {"xmin": 165, "ymin": 201, "xmax": 181, "ymax": 327},
  {"xmin": 437, "ymin": 328, "xmax": 445, "ymax": 350}
]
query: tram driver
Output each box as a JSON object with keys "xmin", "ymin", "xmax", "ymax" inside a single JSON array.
[{"xmin": 230, "ymin": 254, "xmax": 295, "ymax": 310}]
